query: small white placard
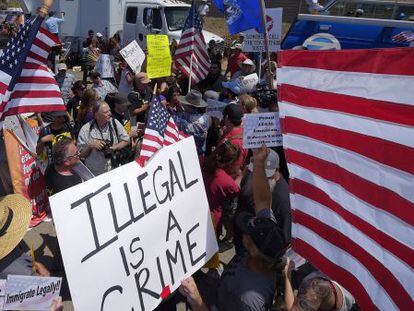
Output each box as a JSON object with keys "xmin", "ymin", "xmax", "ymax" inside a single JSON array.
[
  {"xmin": 3, "ymin": 275, "xmax": 62, "ymax": 310},
  {"xmin": 242, "ymin": 112, "xmax": 282, "ymax": 149},
  {"xmin": 120, "ymin": 40, "xmax": 146, "ymax": 73}
]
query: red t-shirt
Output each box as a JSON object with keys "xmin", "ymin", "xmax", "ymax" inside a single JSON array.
[
  {"xmin": 203, "ymin": 168, "xmax": 239, "ymax": 228},
  {"xmin": 219, "ymin": 127, "xmax": 247, "ymax": 175},
  {"xmin": 228, "ymin": 52, "xmax": 247, "ymax": 76}
]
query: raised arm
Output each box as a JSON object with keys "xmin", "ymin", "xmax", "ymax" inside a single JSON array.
[{"xmin": 252, "ymin": 145, "xmax": 272, "ymax": 214}]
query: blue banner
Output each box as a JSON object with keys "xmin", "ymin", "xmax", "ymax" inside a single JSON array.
[{"xmin": 212, "ymin": 0, "xmax": 263, "ymax": 35}]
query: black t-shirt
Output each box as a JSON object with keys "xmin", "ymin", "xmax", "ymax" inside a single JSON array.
[
  {"xmin": 40, "ymin": 123, "xmax": 75, "ymax": 163},
  {"xmin": 45, "ymin": 165, "xmax": 82, "ymax": 196}
]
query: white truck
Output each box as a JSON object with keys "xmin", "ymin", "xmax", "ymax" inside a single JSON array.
[{"xmin": 17, "ymin": 0, "xmax": 223, "ymax": 50}]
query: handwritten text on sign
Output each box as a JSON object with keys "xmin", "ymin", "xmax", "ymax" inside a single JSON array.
[
  {"xmin": 243, "ymin": 112, "xmax": 283, "ymax": 149},
  {"xmin": 120, "ymin": 40, "xmax": 146, "ymax": 73},
  {"xmin": 49, "ymin": 138, "xmax": 218, "ymax": 311},
  {"xmin": 146, "ymin": 35, "xmax": 172, "ymax": 79},
  {"xmin": 3, "ymin": 276, "xmax": 61, "ymax": 310}
]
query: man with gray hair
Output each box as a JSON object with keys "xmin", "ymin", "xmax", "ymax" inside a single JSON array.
[{"xmin": 77, "ymin": 101, "xmax": 130, "ymax": 176}]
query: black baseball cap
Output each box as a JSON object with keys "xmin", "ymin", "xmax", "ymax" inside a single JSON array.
[
  {"xmin": 223, "ymin": 104, "xmax": 243, "ymax": 124},
  {"xmin": 236, "ymin": 212, "xmax": 286, "ymax": 259}
]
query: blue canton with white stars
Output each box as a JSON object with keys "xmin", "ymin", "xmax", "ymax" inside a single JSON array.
[
  {"xmin": 147, "ymin": 97, "xmax": 170, "ymax": 136},
  {"xmin": 183, "ymin": 0, "xmax": 203, "ymax": 33},
  {"xmin": 0, "ymin": 17, "xmax": 42, "ymax": 89}
]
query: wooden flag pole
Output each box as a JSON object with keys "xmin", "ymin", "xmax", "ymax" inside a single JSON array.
[
  {"xmin": 188, "ymin": 54, "xmax": 194, "ymax": 94},
  {"xmin": 259, "ymin": 0, "xmax": 274, "ymax": 89}
]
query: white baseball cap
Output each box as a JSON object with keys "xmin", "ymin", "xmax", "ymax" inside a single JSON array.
[{"xmin": 247, "ymin": 149, "xmax": 280, "ymax": 177}]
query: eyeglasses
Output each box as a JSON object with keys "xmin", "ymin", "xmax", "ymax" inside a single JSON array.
[{"xmin": 65, "ymin": 150, "xmax": 80, "ymax": 160}]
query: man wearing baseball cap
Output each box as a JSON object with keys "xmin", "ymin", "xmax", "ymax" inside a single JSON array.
[
  {"xmin": 180, "ymin": 146, "xmax": 288, "ymax": 310},
  {"xmin": 226, "ymin": 42, "xmax": 248, "ymax": 77}
]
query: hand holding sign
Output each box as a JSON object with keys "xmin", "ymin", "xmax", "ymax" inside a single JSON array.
[{"xmin": 49, "ymin": 137, "xmax": 218, "ymax": 311}]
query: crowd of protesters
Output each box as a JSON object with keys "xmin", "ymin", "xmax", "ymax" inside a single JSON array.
[{"xmin": 0, "ymin": 15, "xmax": 359, "ymax": 311}]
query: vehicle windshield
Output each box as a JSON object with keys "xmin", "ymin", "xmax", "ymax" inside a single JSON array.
[{"xmin": 165, "ymin": 7, "xmax": 189, "ymax": 31}]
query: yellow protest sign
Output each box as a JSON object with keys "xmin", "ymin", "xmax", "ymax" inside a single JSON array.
[{"xmin": 146, "ymin": 34, "xmax": 172, "ymax": 79}]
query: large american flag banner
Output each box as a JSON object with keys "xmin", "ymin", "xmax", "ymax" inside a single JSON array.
[
  {"xmin": 138, "ymin": 96, "xmax": 185, "ymax": 165},
  {"xmin": 0, "ymin": 16, "xmax": 64, "ymax": 120},
  {"xmin": 278, "ymin": 48, "xmax": 414, "ymax": 310},
  {"xmin": 392, "ymin": 30, "xmax": 414, "ymax": 44},
  {"xmin": 173, "ymin": 0, "xmax": 210, "ymax": 85}
]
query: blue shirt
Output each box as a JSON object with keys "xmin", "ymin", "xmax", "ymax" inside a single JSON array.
[{"xmin": 45, "ymin": 16, "xmax": 64, "ymax": 34}]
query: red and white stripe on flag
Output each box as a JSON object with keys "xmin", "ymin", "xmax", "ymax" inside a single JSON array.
[
  {"xmin": 173, "ymin": 28, "xmax": 210, "ymax": 85},
  {"xmin": 277, "ymin": 47, "xmax": 414, "ymax": 310},
  {"xmin": 0, "ymin": 27, "xmax": 63, "ymax": 119}
]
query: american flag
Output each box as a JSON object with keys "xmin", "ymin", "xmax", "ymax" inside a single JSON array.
[
  {"xmin": 137, "ymin": 96, "xmax": 185, "ymax": 165},
  {"xmin": 173, "ymin": 0, "xmax": 210, "ymax": 85},
  {"xmin": 278, "ymin": 48, "xmax": 414, "ymax": 310},
  {"xmin": 392, "ymin": 30, "xmax": 414, "ymax": 43},
  {"xmin": 0, "ymin": 16, "xmax": 64, "ymax": 120}
]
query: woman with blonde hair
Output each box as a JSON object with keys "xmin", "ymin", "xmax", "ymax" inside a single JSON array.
[{"xmin": 239, "ymin": 94, "xmax": 258, "ymax": 114}]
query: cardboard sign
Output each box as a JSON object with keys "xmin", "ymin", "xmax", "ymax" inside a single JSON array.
[
  {"xmin": 206, "ymin": 99, "xmax": 228, "ymax": 121},
  {"xmin": 146, "ymin": 34, "xmax": 172, "ymax": 79},
  {"xmin": 242, "ymin": 112, "xmax": 282, "ymax": 149},
  {"xmin": 94, "ymin": 54, "xmax": 115, "ymax": 78},
  {"xmin": 49, "ymin": 137, "xmax": 218, "ymax": 311},
  {"xmin": 3, "ymin": 118, "xmax": 49, "ymax": 227},
  {"xmin": 243, "ymin": 8, "xmax": 283, "ymax": 52},
  {"xmin": 120, "ymin": 40, "xmax": 146, "ymax": 73},
  {"xmin": 3, "ymin": 276, "xmax": 62, "ymax": 310}
]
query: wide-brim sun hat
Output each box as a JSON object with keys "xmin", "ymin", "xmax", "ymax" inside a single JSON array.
[
  {"xmin": 178, "ymin": 90, "xmax": 208, "ymax": 108},
  {"xmin": 0, "ymin": 194, "xmax": 32, "ymax": 260}
]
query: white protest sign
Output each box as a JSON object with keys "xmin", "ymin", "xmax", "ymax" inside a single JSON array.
[
  {"xmin": 49, "ymin": 137, "xmax": 218, "ymax": 311},
  {"xmin": 94, "ymin": 54, "xmax": 114, "ymax": 78},
  {"xmin": 243, "ymin": 112, "xmax": 283, "ymax": 149},
  {"xmin": 238, "ymin": 73, "xmax": 259, "ymax": 94},
  {"xmin": 120, "ymin": 40, "xmax": 146, "ymax": 73},
  {"xmin": 3, "ymin": 276, "xmax": 62, "ymax": 310},
  {"xmin": 243, "ymin": 8, "xmax": 283, "ymax": 52},
  {"xmin": 206, "ymin": 99, "xmax": 228, "ymax": 121}
]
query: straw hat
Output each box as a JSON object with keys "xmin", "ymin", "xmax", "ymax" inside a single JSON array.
[{"xmin": 0, "ymin": 194, "xmax": 32, "ymax": 260}]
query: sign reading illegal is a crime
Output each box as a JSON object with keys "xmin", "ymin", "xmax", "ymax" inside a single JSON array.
[{"xmin": 49, "ymin": 137, "xmax": 218, "ymax": 311}]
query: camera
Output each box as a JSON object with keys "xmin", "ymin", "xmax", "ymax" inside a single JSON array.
[
  {"xmin": 253, "ymin": 85, "xmax": 277, "ymax": 109},
  {"xmin": 101, "ymin": 140, "xmax": 114, "ymax": 159}
]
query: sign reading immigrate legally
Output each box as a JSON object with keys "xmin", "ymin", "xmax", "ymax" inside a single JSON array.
[
  {"xmin": 3, "ymin": 276, "xmax": 62, "ymax": 310},
  {"xmin": 49, "ymin": 137, "xmax": 218, "ymax": 311},
  {"xmin": 243, "ymin": 112, "xmax": 283, "ymax": 149}
]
